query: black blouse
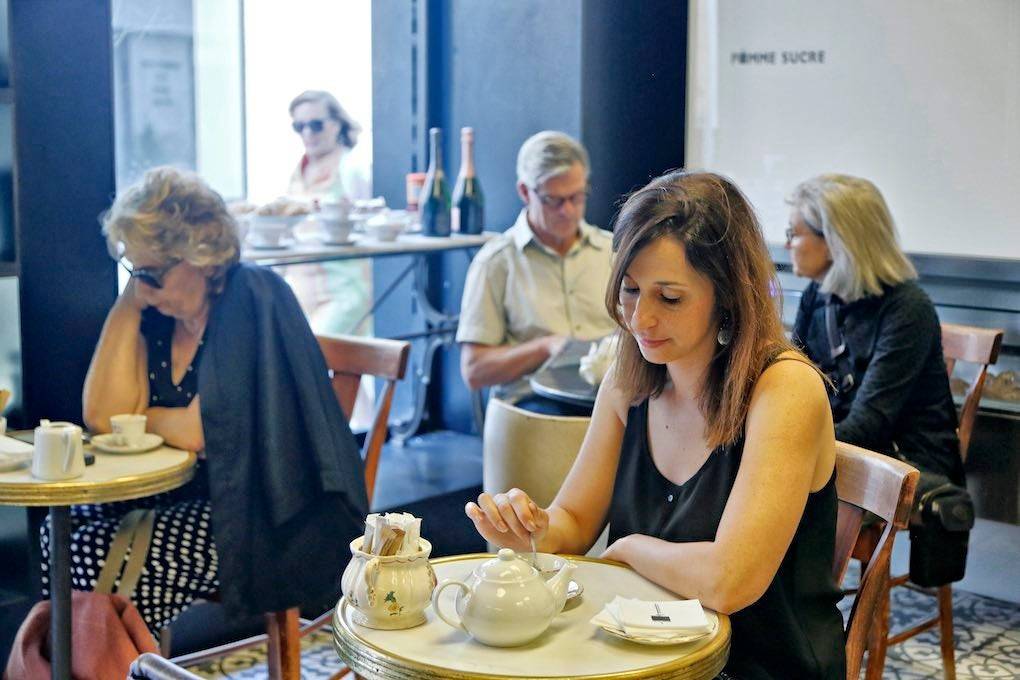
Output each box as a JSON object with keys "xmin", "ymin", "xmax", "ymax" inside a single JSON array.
[
  {"xmin": 607, "ymin": 400, "xmax": 845, "ymax": 680},
  {"xmin": 140, "ymin": 307, "xmax": 204, "ymax": 408}
]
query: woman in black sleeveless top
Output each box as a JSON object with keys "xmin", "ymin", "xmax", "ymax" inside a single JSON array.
[{"xmin": 467, "ymin": 171, "xmax": 845, "ymax": 679}]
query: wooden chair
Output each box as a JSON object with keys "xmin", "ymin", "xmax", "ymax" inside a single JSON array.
[
  {"xmin": 852, "ymin": 322, "xmax": 1003, "ymax": 679},
  {"xmin": 169, "ymin": 334, "xmax": 410, "ymax": 680},
  {"xmin": 941, "ymin": 323, "xmax": 1003, "ymax": 461},
  {"xmin": 834, "ymin": 441, "xmax": 919, "ymax": 680}
]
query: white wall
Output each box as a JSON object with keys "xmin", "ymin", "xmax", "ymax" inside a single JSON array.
[
  {"xmin": 243, "ymin": 0, "xmax": 373, "ymax": 204},
  {"xmin": 687, "ymin": 0, "xmax": 1020, "ymax": 260}
]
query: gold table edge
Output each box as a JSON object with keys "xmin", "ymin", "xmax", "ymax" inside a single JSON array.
[
  {"xmin": 332, "ymin": 553, "xmax": 731, "ymax": 680},
  {"xmin": 0, "ymin": 450, "xmax": 198, "ymax": 506}
]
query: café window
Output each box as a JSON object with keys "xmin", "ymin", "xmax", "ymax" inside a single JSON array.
[
  {"xmin": 112, "ymin": 0, "xmax": 245, "ymax": 199},
  {"xmin": 111, "ymin": 0, "xmax": 373, "ymax": 207}
]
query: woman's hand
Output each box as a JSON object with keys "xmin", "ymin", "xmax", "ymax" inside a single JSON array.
[{"xmin": 465, "ymin": 488, "xmax": 549, "ymax": 552}]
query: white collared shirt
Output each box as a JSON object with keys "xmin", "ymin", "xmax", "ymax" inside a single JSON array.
[{"xmin": 457, "ymin": 210, "xmax": 617, "ymax": 346}]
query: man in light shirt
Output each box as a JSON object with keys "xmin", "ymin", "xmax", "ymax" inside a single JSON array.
[{"xmin": 457, "ymin": 131, "xmax": 615, "ymax": 410}]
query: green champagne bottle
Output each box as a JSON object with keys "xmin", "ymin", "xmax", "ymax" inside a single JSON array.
[
  {"xmin": 452, "ymin": 127, "xmax": 484, "ymax": 234},
  {"xmin": 419, "ymin": 127, "xmax": 451, "ymax": 237}
]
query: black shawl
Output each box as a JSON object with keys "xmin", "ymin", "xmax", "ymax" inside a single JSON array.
[{"xmin": 199, "ymin": 263, "xmax": 368, "ymax": 616}]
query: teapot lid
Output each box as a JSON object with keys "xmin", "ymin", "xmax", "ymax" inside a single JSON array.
[{"xmin": 474, "ymin": 548, "xmax": 537, "ymax": 583}]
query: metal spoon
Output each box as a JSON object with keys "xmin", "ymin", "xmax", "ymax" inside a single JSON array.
[{"xmin": 529, "ymin": 533, "xmax": 538, "ymax": 570}]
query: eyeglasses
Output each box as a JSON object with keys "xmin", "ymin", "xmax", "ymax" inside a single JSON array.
[
  {"xmin": 532, "ymin": 187, "xmax": 589, "ymax": 210},
  {"xmin": 785, "ymin": 226, "xmax": 824, "ymax": 242},
  {"xmin": 119, "ymin": 258, "xmax": 181, "ymax": 289},
  {"xmin": 292, "ymin": 119, "xmax": 326, "ymax": 134}
]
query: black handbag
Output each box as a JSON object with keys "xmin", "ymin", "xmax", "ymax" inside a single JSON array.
[{"xmin": 908, "ymin": 471, "xmax": 975, "ymax": 587}]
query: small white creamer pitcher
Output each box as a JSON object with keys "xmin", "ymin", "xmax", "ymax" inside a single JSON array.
[{"xmin": 32, "ymin": 420, "xmax": 85, "ymax": 480}]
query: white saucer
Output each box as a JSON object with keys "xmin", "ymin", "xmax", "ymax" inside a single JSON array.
[
  {"xmin": 247, "ymin": 243, "xmax": 290, "ymax": 250},
  {"xmin": 322, "ymin": 239, "xmax": 356, "ymax": 247},
  {"xmin": 596, "ymin": 610, "xmax": 717, "ymax": 646},
  {"xmin": 91, "ymin": 432, "xmax": 164, "ymax": 454}
]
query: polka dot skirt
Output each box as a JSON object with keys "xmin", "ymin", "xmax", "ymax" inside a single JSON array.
[{"xmin": 40, "ymin": 475, "xmax": 219, "ymax": 633}]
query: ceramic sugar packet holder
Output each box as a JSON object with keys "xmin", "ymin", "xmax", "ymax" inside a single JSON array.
[{"xmin": 341, "ymin": 536, "xmax": 437, "ymax": 631}]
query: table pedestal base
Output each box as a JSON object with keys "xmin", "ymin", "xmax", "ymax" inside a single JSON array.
[{"xmin": 49, "ymin": 505, "xmax": 71, "ymax": 680}]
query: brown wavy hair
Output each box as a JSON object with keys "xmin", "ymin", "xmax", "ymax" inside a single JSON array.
[{"xmin": 606, "ymin": 170, "xmax": 804, "ymax": 449}]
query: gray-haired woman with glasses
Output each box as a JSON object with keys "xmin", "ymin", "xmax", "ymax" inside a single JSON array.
[
  {"xmin": 44, "ymin": 166, "xmax": 369, "ymax": 634},
  {"xmin": 787, "ymin": 174, "xmax": 963, "ymax": 485}
]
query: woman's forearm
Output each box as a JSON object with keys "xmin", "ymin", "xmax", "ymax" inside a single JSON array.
[
  {"xmin": 146, "ymin": 399, "xmax": 204, "ymax": 452},
  {"xmin": 82, "ymin": 301, "xmax": 147, "ymax": 431},
  {"xmin": 460, "ymin": 336, "xmax": 562, "ymax": 390},
  {"xmin": 605, "ymin": 534, "xmax": 753, "ymax": 615}
]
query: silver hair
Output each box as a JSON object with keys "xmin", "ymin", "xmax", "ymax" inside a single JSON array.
[
  {"xmin": 516, "ymin": 130, "xmax": 590, "ymax": 188},
  {"xmin": 787, "ymin": 174, "xmax": 917, "ymax": 303}
]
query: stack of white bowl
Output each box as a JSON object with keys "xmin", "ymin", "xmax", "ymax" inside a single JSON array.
[
  {"xmin": 363, "ymin": 209, "xmax": 413, "ymax": 242},
  {"xmin": 247, "ymin": 214, "xmax": 305, "ymax": 248},
  {"xmin": 318, "ymin": 200, "xmax": 355, "ymax": 245}
]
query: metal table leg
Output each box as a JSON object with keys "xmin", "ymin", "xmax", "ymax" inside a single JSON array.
[{"xmin": 49, "ymin": 505, "xmax": 71, "ymax": 680}]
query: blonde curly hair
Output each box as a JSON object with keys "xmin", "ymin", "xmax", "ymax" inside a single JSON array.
[{"xmin": 101, "ymin": 166, "xmax": 241, "ymax": 294}]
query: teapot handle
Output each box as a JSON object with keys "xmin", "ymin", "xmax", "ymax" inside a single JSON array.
[{"xmin": 431, "ymin": 580, "xmax": 469, "ymax": 633}]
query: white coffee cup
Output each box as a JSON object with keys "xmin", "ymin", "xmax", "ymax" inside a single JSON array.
[
  {"xmin": 32, "ymin": 420, "xmax": 85, "ymax": 480},
  {"xmin": 110, "ymin": 413, "xmax": 147, "ymax": 447}
]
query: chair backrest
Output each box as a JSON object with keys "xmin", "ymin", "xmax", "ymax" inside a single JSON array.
[
  {"xmin": 940, "ymin": 323, "xmax": 1003, "ymax": 461},
  {"xmin": 833, "ymin": 441, "xmax": 919, "ymax": 680},
  {"xmin": 482, "ymin": 397, "xmax": 590, "ymax": 508},
  {"xmin": 316, "ymin": 334, "xmax": 411, "ymax": 504}
]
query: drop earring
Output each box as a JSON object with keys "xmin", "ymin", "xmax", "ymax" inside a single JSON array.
[{"xmin": 717, "ymin": 313, "xmax": 732, "ymax": 346}]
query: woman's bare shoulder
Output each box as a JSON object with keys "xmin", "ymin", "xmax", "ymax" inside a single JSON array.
[
  {"xmin": 595, "ymin": 363, "xmax": 632, "ymax": 425},
  {"xmin": 751, "ymin": 350, "xmax": 830, "ymax": 419}
]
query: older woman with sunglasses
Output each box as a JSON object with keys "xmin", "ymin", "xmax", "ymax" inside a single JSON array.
[{"xmin": 48, "ymin": 167, "xmax": 369, "ymax": 633}]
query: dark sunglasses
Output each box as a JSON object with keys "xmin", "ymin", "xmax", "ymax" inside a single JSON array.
[
  {"xmin": 292, "ymin": 119, "xmax": 326, "ymax": 134},
  {"xmin": 119, "ymin": 258, "xmax": 181, "ymax": 289}
]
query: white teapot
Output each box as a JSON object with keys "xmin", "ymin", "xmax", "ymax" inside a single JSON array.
[{"xmin": 432, "ymin": 548, "xmax": 576, "ymax": 647}]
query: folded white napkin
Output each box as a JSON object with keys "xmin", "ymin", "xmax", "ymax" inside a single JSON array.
[
  {"xmin": 591, "ymin": 596, "xmax": 710, "ymax": 639},
  {"xmin": 0, "ymin": 436, "xmax": 33, "ymax": 472},
  {"xmin": 578, "ymin": 335, "xmax": 619, "ymax": 386},
  {"xmin": 0, "ymin": 435, "xmax": 32, "ymax": 456}
]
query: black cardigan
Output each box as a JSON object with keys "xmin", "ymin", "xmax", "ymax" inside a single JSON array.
[
  {"xmin": 793, "ymin": 280, "xmax": 963, "ymax": 484},
  {"xmin": 199, "ymin": 263, "xmax": 368, "ymax": 617}
]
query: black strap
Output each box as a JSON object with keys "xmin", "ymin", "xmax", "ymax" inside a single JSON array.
[{"xmin": 824, "ymin": 299, "xmax": 855, "ymax": 393}]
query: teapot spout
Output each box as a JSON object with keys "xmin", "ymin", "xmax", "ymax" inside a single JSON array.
[{"xmin": 545, "ymin": 559, "xmax": 577, "ymax": 612}]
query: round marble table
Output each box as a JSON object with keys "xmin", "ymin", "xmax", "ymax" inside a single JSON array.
[
  {"xmin": 334, "ymin": 554, "xmax": 730, "ymax": 680},
  {"xmin": 0, "ymin": 436, "xmax": 196, "ymax": 680}
]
